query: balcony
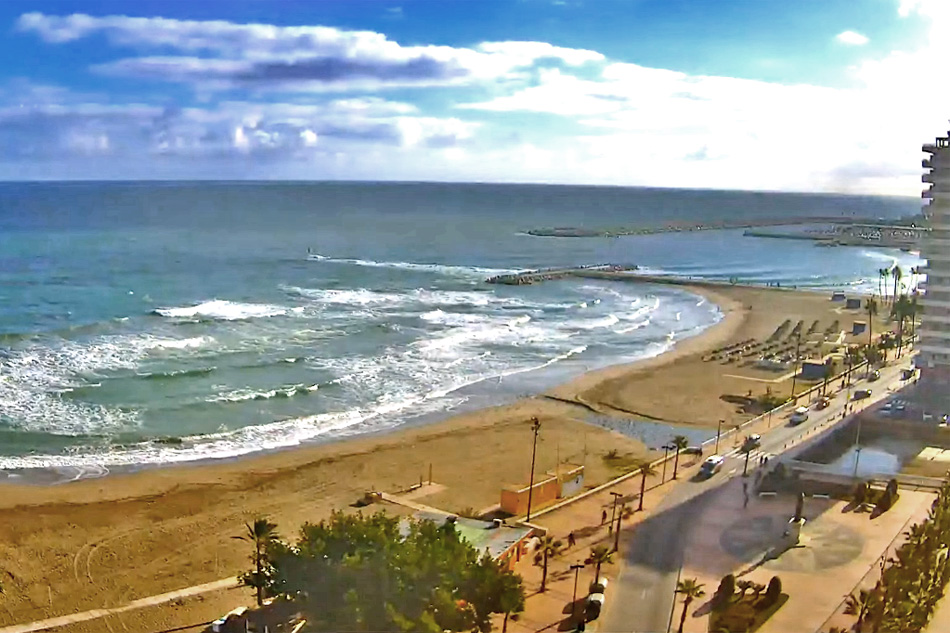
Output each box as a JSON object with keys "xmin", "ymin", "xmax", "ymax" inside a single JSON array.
[
  {"xmin": 924, "ymin": 188, "xmax": 934, "ymax": 199},
  {"xmin": 924, "ymin": 172, "xmax": 935, "ymax": 183},
  {"xmin": 925, "ymin": 158, "xmax": 933, "ymax": 168}
]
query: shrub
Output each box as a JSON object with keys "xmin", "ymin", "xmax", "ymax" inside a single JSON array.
[
  {"xmin": 712, "ymin": 574, "xmax": 736, "ymax": 611},
  {"xmin": 762, "ymin": 576, "xmax": 782, "ymax": 608},
  {"xmin": 853, "ymin": 482, "xmax": 868, "ymax": 506}
]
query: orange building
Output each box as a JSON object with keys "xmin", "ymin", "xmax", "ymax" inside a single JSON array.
[{"xmin": 500, "ymin": 464, "xmax": 584, "ymax": 516}]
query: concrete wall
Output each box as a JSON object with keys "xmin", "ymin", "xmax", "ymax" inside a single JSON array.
[{"xmin": 500, "ymin": 477, "xmax": 559, "ymax": 516}]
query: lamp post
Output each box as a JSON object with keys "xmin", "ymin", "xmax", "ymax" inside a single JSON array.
[
  {"xmin": 614, "ymin": 501, "xmax": 626, "ymax": 552},
  {"xmin": 660, "ymin": 444, "xmax": 672, "ymax": 482},
  {"xmin": 609, "ymin": 491, "xmax": 622, "ymax": 541},
  {"xmin": 526, "ymin": 417, "xmax": 541, "ymax": 522},
  {"xmin": 570, "ymin": 563, "xmax": 585, "ymax": 619},
  {"xmin": 852, "ymin": 415, "xmax": 864, "ymax": 479},
  {"xmin": 715, "ymin": 419, "xmax": 724, "ymax": 453}
]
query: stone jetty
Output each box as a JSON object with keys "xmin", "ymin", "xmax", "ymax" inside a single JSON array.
[{"xmin": 486, "ymin": 264, "xmax": 637, "ymax": 285}]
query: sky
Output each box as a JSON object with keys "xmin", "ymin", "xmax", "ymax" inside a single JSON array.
[{"xmin": 0, "ymin": 0, "xmax": 946, "ymax": 194}]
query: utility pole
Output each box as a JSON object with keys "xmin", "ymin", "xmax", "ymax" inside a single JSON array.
[
  {"xmin": 742, "ymin": 448, "xmax": 752, "ymax": 477},
  {"xmin": 570, "ymin": 564, "xmax": 585, "ymax": 620},
  {"xmin": 661, "ymin": 444, "xmax": 670, "ymax": 482},
  {"xmin": 715, "ymin": 420, "xmax": 723, "ymax": 453},
  {"xmin": 526, "ymin": 417, "xmax": 541, "ymax": 522},
  {"xmin": 790, "ymin": 329, "xmax": 803, "ymax": 402}
]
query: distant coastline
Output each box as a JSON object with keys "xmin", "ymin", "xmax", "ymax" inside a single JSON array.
[{"xmin": 525, "ymin": 214, "xmax": 923, "ymax": 239}]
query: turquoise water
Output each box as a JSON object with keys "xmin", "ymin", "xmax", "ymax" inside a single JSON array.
[{"xmin": 0, "ymin": 182, "xmax": 922, "ymax": 476}]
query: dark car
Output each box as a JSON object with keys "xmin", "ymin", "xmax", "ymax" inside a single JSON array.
[
  {"xmin": 854, "ymin": 389, "xmax": 872, "ymax": 400},
  {"xmin": 682, "ymin": 446, "xmax": 704, "ymax": 456},
  {"xmin": 868, "ymin": 370, "xmax": 881, "ymax": 382}
]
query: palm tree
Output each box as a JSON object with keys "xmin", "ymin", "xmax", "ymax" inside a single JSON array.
[
  {"xmin": 637, "ymin": 462, "xmax": 657, "ymax": 511},
  {"xmin": 892, "ymin": 294, "xmax": 912, "ymax": 357},
  {"xmin": 233, "ymin": 517, "xmax": 279, "ymax": 607},
  {"xmin": 879, "ymin": 268, "xmax": 890, "ymax": 302},
  {"xmin": 675, "ymin": 578, "xmax": 705, "ymax": 633},
  {"xmin": 865, "ymin": 297, "xmax": 878, "ymax": 349},
  {"xmin": 587, "ymin": 545, "xmax": 614, "ymax": 584},
  {"xmin": 891, "ymin": 266, "xmax": 903, "ymax": 308},
  {"xmin": 533, "ymin": 535, "xmax": 564, "ymax": 592},
  {"xmin": 671, "ymin": 435, "xmax": 688, "ymax": 480}
]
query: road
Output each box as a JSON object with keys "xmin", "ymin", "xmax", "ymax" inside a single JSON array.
[{"xmin": 600, "ymin": 359, "xmax": 915, "ymax": 633}]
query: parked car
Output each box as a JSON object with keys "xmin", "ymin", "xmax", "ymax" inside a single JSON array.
[
  {"xmin": 816, "ymin": 397, "xmax": 831, "ymax": 410},
  {"xmin": 585, "ymin": 593, "xmax": 605, "ymax": 620},
  {"xmin": 854, "ymin": 389, "xmax": 872, "ymax": 400},
  {"xmin": 790, "ymin": 406, "xmax": 809, "ymax": 425},
  {"xmin": 868, "ymin": 370, "xmax": 881, "ymax": 382},
  {"xmin": 682, "ymin": 445, "xmax": 704, "ymax": 456},
  {"xmin": 742, "ymin": 434, "xmax": 762, "ymax": 451},
  {"xmin": 699, "ymin": 455, "xmax": 724, "ymax": 478}
]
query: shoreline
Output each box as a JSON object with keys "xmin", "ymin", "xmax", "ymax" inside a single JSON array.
[{"xmin": 1, "ymin": 282, "xmax": 734, "ymax": 488}]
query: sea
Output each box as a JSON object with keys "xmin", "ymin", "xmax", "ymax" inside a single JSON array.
[{"xmin": 0, "ymin": 182, "xmax": 924, "ymax": 480}]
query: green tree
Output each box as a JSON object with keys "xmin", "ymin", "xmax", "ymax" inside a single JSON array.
[
  {"xmin": 262, "ymin": 511, "xmax": 524, "ymax": 633},
  {"xmin": 637, "ymin": 462, "xmax": 657, "ymax": 511},
  {"xmin": 233, "ymin": 517, "xmax": 279, "ymax": 607},
  {"xmin": 844, "ymin": 589, "xmax": 877, "ymax": 633},
  {"xmin": 675, "ymin": 578, "xmax": 705, "ymax": 633},
  {"xmin": 878, "ymin": 267, "xmax": 889, "ymax": 301},
  {"xmin": 671, "ymin": 435, "xmax": 688, "ymax": 480},
  {"xmin": 533, "ymin": 535, "xmax": 563, "ymax": 593},
  {"xmin": 587, "ymin": 545, "xmax": 614, "ymax": 584}
]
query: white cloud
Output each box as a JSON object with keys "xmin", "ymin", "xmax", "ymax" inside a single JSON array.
[
  {"xmin": 6, "ymin": 4, "xmax": 950, "ymax": 193},
  {"xmin": 17, "ymin": 13, "xmax": 603, "ymax": 92},
  {"xmin": 836, "ymin": 30, "xmax": 870, "ymax": 45}
]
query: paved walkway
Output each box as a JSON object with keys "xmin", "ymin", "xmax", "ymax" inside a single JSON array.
[{"xmin": 0, "ymin": 579, "xmax": 239, "ymax": 633}]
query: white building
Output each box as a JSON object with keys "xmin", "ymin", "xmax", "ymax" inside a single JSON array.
[{"xmin": 920, "ymin": 134, "xmax": 950, "ymax": 408}]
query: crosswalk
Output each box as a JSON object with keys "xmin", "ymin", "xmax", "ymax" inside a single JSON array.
[{"xmin": 723, "ymin": 447, "xmax": 772, "ymax": 463}]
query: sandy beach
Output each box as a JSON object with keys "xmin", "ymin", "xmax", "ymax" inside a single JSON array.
[{"xmin": 0, "ymin": 282, "xmax": 891, "ymax": 630}]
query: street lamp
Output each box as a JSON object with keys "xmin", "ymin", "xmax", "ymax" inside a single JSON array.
[
  {"xmin": 614, "ymin": 501, "xmax": 626, "ymax": 552},
  {"xmin": 609, "ymin": 491, "xmax": 622, "ymax": 540},
  {"xmin": 715, "ymin": 419, "xmax": 724, "ymax": 453},
  {"xmin": 742, "ymin": 446, "xmax": 752, "ymax": 477},
  {"xmin": 660, "ymin": 444, "xmax": 673, "ymax": 482},
  {"xmin": 570, "ymin": 563, "xmax": 586, "ymax": 620},
  {"xmin": 526, "ymin": 417, "xmax": 541, "ymax": 522},
  {"xmin": 852, "ymin": 415, "xmax": 864, "ymax": 479}
]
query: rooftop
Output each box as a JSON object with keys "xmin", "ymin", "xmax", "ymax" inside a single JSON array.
[{"xmin": 405, "ymin": 509, "xmax": 535, "ymax": 559}]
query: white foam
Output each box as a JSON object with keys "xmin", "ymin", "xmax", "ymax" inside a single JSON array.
[
  {"xmin": 567, "ymin": 314, "xmax": 620, "ymax": 330},
  {"xmin": 154, "ymin": 300, "xmax": 291, "ymax": 321},
  {"xmin": 313, "ymin": 256, "xmax": 513, "ymax": 278}
]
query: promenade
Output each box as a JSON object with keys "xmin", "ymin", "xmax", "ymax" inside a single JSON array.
[{"xmin": 500, "ymin": 357, "xmax": 923, "ymax": 633}]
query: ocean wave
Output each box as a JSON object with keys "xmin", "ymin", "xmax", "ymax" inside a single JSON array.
[
  {"xmin": 310, "ymin": 256, "xmax": 514, "ymax": 278},
  {"xmin": 137, "ymin": 366, "xmax": 216, "ymax": 381},
  {"xmin": 614, "ymin": 319, "xmax": 651, "ymax": 334},
  {"xmin": 210, "ymin": 382, "xmax": 320, "ymax": 403},
  {"xmin": 152, "ymin": 300, "xmax": 298, "ymax": 321},
  {"xmin": 566, "ymin": 314, "xmax": 620, "ymax": 330}
]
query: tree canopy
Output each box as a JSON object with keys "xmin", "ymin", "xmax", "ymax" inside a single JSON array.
[{"xmin": 246, "ymin": 511, "xmax": 525, "ymax": 633}]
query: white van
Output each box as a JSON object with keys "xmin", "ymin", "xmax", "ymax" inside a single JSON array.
[
  {"xmin": 699, "ymin": 455, "xmax": 724, "ymax": 478},
  {"xmin": 790, "ymin": 406, "xmax": 809, "ymax": 425}
]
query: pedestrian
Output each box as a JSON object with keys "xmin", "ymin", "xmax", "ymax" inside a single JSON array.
[
  {"xmin": 601, "ymin": 509, "xmax": 607, "ymax": 525},
  {"xmin": 744, "ymin": 492, "xmax": 750, "ymax": 509},
  {"xmin": 568, "ymin": 531, "xmax": 576, "ymax": 548}
]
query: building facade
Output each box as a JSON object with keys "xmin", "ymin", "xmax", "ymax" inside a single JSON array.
[{"xmin": 920, "ymin": 134, "xmax": 950, "ymax": 409}]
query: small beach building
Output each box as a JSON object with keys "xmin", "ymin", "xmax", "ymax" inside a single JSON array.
[
  {"xmin": 852, "ymin": 321, "xmax": 867, "ymax": 336},
  {"xmin": 500, "ymin": 464, "xmax": 585, "ymax": 516},
  {"xmin": 403, "ymin": 510, "xmax": 537, "ymax": 570},
  {"xmin": 846, "ymin": 298, "xmax": 863, "ymax": 310}
]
